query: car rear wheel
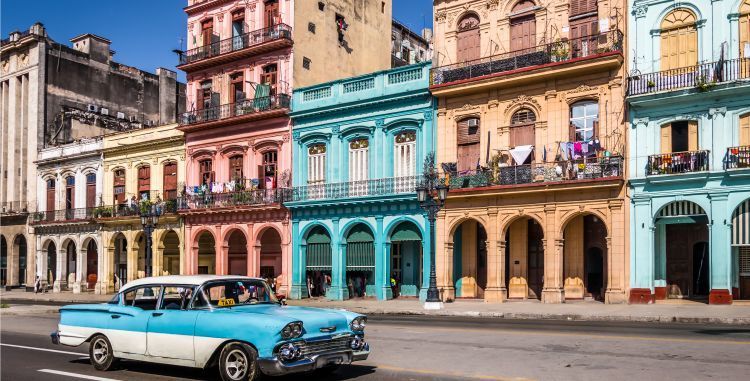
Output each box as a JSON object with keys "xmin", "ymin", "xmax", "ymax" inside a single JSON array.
[
  {"xmin": 219, "ymin": 342, "xmax": 259, "ymax": 381},
  {"xmin": 89, "ymin": 334, "xmax": 116, "ymax": 371}
]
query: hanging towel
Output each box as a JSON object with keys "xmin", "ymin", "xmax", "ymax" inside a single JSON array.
[
  {"xmin": 581, "ymin": 142, "xmax": 589, "ymax": 154},
  {"xmin": 574, "ymin": 142, "xmax": 583, "ymax": 155},
  {"xmin": 509, "ymin": 145, "xmax": 534, "ymax": 165},
  {"xmin": 559, "ymin": 142, "xmax": 568, "ymax": 160}
]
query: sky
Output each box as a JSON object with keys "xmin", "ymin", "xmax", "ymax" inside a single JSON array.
[{"xmin": 1, "ymin": 0, "xmax": 433, "ymax": 83}]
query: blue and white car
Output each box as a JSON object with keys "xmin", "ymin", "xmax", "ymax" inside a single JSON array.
[{"xmin": 51, "ymin": 275, "xmax": 369, "ymax": 381}]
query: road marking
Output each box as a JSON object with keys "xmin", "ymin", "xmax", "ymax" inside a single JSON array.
[
  {"xmin": 38, "ymin": 369, "xmax": 120, "ymax": 381},
  {"xmin": 378, "ymin": 325, "xmax": 750, "ymax": 346},
  {"xmin": 373, "ymin": 363, "xmax": 535, "ymax": 381},
  {"xmin": 1, "ymin": 343, "xmax": 86, "ymax": 356}
]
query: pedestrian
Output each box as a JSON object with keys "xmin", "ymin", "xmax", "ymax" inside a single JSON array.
[{"xmin": 34, "ymin": 276, "xmax": 41, "ymax": 294}]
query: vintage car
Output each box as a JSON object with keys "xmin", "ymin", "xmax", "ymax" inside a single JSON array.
[{"xmin": 51, "ymin": 275, "xmax": 369, "ymax": 381}]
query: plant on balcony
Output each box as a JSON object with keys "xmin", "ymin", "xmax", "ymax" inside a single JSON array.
[
  {"xmin": 550, "ymin": 40, "xmax": 569, "ymax": 62},
  {"xmin": 139, "ymin": 199, "xmax": 153, "ymax": 215},
  {"xmin": 647, "ymin": 80, "xmax": 655, "ymax": 88},
  {"xmin": 94, "ymin": 206, "xmax": 112, "ymax": 218},
  {"xmin": 695, "ymin": 74, "xmax": 716, "ymax": 92}
]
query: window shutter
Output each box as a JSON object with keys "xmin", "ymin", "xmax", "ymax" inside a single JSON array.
[
  {"xmin": 457, "ymin": 119, "xmax": 481, "ymax": 145},
  {"xmin": 688, "ymin": 121, "xmax": 699, "ymax": 151},
  {"xmin": 661, "ymin": 124, "xmax": 672, "ymax": 153},
  {"xmin": 211, "ymin": 92, "xmax": 220, "ymax": 107},
  {"xmin": 86, "ymin": 183, "xmax": 96, "ymax": 208},
  {"xmin": 741, "ymin": 114, "xmax": 750, "ymax": 147},
  {"xmin": 569, "ymin": 122, "xmax": 576, "ymax": 142},
  {"xmin": 257, "ymin": 165, "xmax": 265, "ymax": 189}
]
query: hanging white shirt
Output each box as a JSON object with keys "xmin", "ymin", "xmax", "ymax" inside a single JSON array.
[{"xmin": 509, "ymin": 145, "xmax": 534, "ymax": 165}]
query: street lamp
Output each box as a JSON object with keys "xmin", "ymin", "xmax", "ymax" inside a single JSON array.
[
  {"xmin": 417, "ymin": 154, "xmax": 449, "ymax": 310},
  {"xmin": 140, "ymin": 204, "xmax": 160, "ymax": 278}
]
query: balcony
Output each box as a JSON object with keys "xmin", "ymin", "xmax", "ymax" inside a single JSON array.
[
  {"xmin": 725, "ymin": 146, "xmax": 750, "ymax": 170},
  {"xmin": 94, "ymin": 200, "xmax": 179, "ymax": 220},
  {"xmin": 287, "ymin": 176, "xmax": 419, "ymax": 203},
  {"xmin": 177, "ymin": 94, "xmax": 290, "ymax": 132},
  {"xmin": 446, "ymin": 157, "xmax": 623, "ymax": 190},
  {"xmin": 31, "ymin": 207, "xmax": 96, "ymax": 224},
  {"xmin": 1, "ymin": 201, "xmax": 30, "ymax": 215},
  {"xmin": 177, "ymin": 24, "xmax": 292, "ymax": 72},
  {"xmin": 430, "ymin": 30, "xmax": 623, "ymax": 90},
  {"xmin": 178, "ymin": 188, "xmax": 290, "ymax": 210},
  {"xmin": 647, "ymin": 150, "xmax": 710, "ymax": 176},
  {"xmin": 627, "ymin": 58, "xmax": 750, "ymax": 96}
]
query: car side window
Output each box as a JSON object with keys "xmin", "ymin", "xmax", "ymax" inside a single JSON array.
[
  {"xmin": 160, "ymin": 286, "xmax": 195, "ymax": 310},
  {"xmin": 122, "ymin": 286, "xmax": 162, "ymax": 311},
  {"xmin": 191, "ymin": 288, "xmax": 211, "ymax": 309}
]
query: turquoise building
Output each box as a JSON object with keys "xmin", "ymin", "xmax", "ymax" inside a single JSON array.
[
  {"xmin": 628, "ymin": 0, "xmax": 750, "ymax": 304},
  {"xmin": 286, "ymin": 63, "xmax": 434, "ymax": 301}
]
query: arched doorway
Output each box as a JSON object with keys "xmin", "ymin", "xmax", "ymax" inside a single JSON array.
[
  {"xmin": 112, "ymin": 233, "xmax": 127, "ymax": 289},
  {"xmin": 389, "ymin": 221, "xmax": 423, "ymax": 298},
  {"xmin": 197, "ymin": 231, "xmax": 216, "ymax": 274},
  {"xmin": 504, "ymin": 217, "xmax": 544, "ymax": 300},
  {"xmin": 65, "ymin": 240, "xmax": 76, "ymax": 289},
  {"xmin": 453, "ymin": 219, "xmax": 487, "ymax": 299},
  {"xmin": 85, "ymin": 239, "xmax": 98, "ymax": 290},
  {"xmin": 563, "ymin": 214, "xmax": 608, "ymax": 301},
  {"xmin": 162, "ymin": 231, "xmax": 180, "ymax": 275},
  {"xmin": 655, "ymin": 201, "xmax": 709, "ymax": 300},
  {"xmin": 305, "ymin": 226, "xmax": 332, "ymax": 298},
  {"xmin": 259, "ymin": 228, "xmax": 282, "ymax": 282},
  {"xmin": 345, "ymin": 224, "xmax": 375, "ymax": 299},
  {"xmin": 227, "ymin": 230, "xmax": 248, "ymax": 276},
  {"xmin": 46, "ymin": 241, "xmax": 57, "ymax": 290},
  {"xmin": 0, "ymin": 236, "xmax": 7, "ymax": 286}
]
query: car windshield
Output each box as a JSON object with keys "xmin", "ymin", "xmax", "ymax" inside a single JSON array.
[{"xmin": 197, "ymin": 279, "xmax": 278, "ymax": 308}]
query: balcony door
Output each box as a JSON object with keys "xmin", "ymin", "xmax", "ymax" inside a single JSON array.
[
  {"xmin": 569, "ymin": 0, "xmax": 598, "ymax": 57},
  {"xmin": 201, "ymin": 18, "xmax": 213, "ymax": 48},
  {"xmin": 232, "ymin": 9, "xmax": 245, "ymax": 50},
  {"xmin": 510, "ymin": 1, "xmax": 536, "ymax": 53},
  {"xmin": 199, "ymin": 160, "xmax": 214, "ymax": 187},
  {"xmin": 262, "ymin": 64, "xmax": 278, "ymax": 96},
  {"xmin": 457, "ymin": 118, "xmax": 481, "ymax": 172},
  {"xmin": 660, "ymin": 9, "xmax": 698, "ymax": 71},
  {"xmin": 260, "ymin": 151, "xmax": 277, "ymax": 190},
  {"xmin": 456, "ymin": 14, "xmax": 480, "ymax": 62},
  {"xmin": 114, "ymin": 169, "xmax": 126, "ymax": 205},
  {"xmin": 229, "ymin": 155, "xmax": 244, "ymax": 182},
  {"xmin": 510, "ymin": 109, "xmax": 536, "ymax": 165},
  {"xmin": 307, "ymin": 144, "xmax": 326, "ymax": 199},
  {"xmin": 740, "ymin": 2, "xmax": 750, "ymax": 77},
  {"xmin": 661, "ymin": 121, "xmax": 698, "ymax": 153},
  {"xmin": 46, "ymin": 179, "xmax": 55, "ymax": 213},
  {"xmin": 265, "ymin": 0, "xmax": 279, "ymax": 28},
  {"xmin": 231, "ymin": 72, "xmax": 245, "ymax": 104},
  {"xmin": 394, "ymin": 131, "xmax": 416, "ymax": 193},
  {"xmin": 86, "ymin": 173, "xmax": 96, "ymax": 208},
  {"xmin": 163, "ymin": 162, "xmax": 177, "ymax": 200},
  {"xmin": 65, "ymin": 176, "xmax": 75, "ymax": 210},
  {"xmin": 349, "ymin": 138, "xmax": 369, "ymax": 196},
  {"xmin": 138, "ymin": 166, "xmax": 150, "ymax": 200}
]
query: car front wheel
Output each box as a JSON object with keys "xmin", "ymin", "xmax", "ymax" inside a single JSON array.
[
  {"xmin": 219, "ymin": 342, "xmax": 259, "ymax": 381},
  {"xmin": 89, "ymin": 334, "xmax": 116, "ymax": 371}
]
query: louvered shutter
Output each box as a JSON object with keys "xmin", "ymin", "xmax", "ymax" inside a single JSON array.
[
  {"xmin": 661, "ymin": 124, "xmax": 673, "ymax": 154},
  {"xmin": 688, "ymin": 121, "xmax": 699, "ymax": 151}
]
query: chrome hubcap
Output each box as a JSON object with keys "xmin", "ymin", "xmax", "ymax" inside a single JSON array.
[
  {"xmin": 92, "ymin": 338, "xmax": 109, "ymax": 364},
  {"xmin": 225, "ymin": 349, "xmax": 248, "ymax": 380}
]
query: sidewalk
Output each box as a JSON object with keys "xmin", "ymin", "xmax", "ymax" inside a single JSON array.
[{"xmin": 2, "ymin": 289, "xmax": 749, "ymax": 325}]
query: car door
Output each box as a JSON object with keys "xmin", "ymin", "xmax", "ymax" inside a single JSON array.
[
  {"xmin": 107, "ymin": 285, "xmax": 161, "ymax": 355},
  {"xmin": 146, "ymin": 286, "xmax": 199, "ymax": 361}
]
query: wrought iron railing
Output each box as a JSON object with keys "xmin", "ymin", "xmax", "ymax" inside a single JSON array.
[
  {"xmin": 726, "ymin": 146, "xmax": 750, "ymax": 169},
  {"xmin": 179, "ymin": 24, "xmax": 292, "ymax": 65},
  {"xmin": 31, "ymin": 207, "xmax": 97, "ymax": 224},
  {"xmin": 288, "ymin": 176, "xmax": 419, "ymax": 202},
  {"xmin": 1, "ymin": 201, "xmax": 30, "ymax": 214},
  {"xmin": 178, "ymin": 188, "xmax": 290, "ymax": 209},
  {"xmin": 179, "ymin": 94, "xmax": 290, "ymax": 126},
  {"xmin": 93, "ymin": 200, "xmax": 179, "ymax": 219},
  {"xmin": 647, "ymin": 150, "xmax": 710, "ymax": 176},
  {"xmin": 430, "ymin": 30, "xmax": 623, "ymax": 86},
  {"xmin": 627, "ymin": 58, "xmax": 750, "ymax": 96},
  {"xmin": 446, "ymin": 157, "xmax": 623, "ymax": 189}
]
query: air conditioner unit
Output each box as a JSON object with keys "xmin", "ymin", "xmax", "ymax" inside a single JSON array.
[
  {"xmin": 87, "ymin": 104, "xmax": 99, "ymax": 113},
  {"xmin": 116, "ymin": 112, "xmax": 125, "ymax": 119},
  {"xmin": 100, "ymin": 108, "xmax": 109, "ymax": 116},
  {"xmin": 468, "ymin": 119, "xmax": 478, "ymax": 127}
]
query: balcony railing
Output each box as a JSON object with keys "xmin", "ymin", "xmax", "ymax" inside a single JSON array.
[
  {"xmin": 1, "ymin": 201, "xmax": 30, "ymax": 214},
  {"xmin": 725, "ymin": 146, "xmax": 750, "ymax": 169},
  {"xmin": 446, "ymin": 157, "xmax": 623, "ymax": 189},
  {"xmin": 288, "ymin": 176, "xmax": 419, "ymax": 203},
  {"xmin": 430, "ymin": 30, "xmax": 623, "ymax": 86},
  {"xmin": 627, "ymin": 58, "xmax": 750, "ymax": 96},
  {"xmin": 178, "ymin": 188, "xmax": 290, "ymax": 210},
  {"xmin": 178, "ymin": 24, "xmax": 292, "ymax": 66},
  {"xmin": 94, "ymin": 200, "xmax": 178, "ymax": 219},
  {"xmin": 31, "ymin": 207, "xmax": 96, "ymax": 224},
  {"xmin": 647, "ymin": 150, "xmax": 710, "ymax": 176},
  {"xmin": 179, "ymin": 94, "xmax": 290, "ymax": 126}
]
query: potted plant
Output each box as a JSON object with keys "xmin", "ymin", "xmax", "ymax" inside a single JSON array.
[
  {"xmin": 647, "ymin": 80, "xmax": 656, "ymax": 88},
  {"xmin": 695, "ymin": 74, "xmax": 716, "ymax": 92},
  {"xmin": 550, "ymin": 41, "xmax": 569, "ymax": 62}
]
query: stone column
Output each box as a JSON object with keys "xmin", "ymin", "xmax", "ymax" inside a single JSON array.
[
  {"xmin": 484, "ymin": 210, "xmax": 503, "ymax": 302},
  {"xmin": 542, "ymin": 206, "xmax": 563, "ymax": 303},
  {"xmin": 290, "ymin": 221, "xmax": 306, "ymax": 299},
  {"xmin": 709, "ymin": 192, "xmax": 732, "ymax": 304},
  {"xmin": 73, "ymin": 243, "xmax": 85, "ymax": 293},
  {"xmin": 54, "ymin": 247, "xmax": 66, "ymax": 292},
  {"xmin": 374, "ymin": 217, "xmax": 389, "ymax": 300},
  {"xmin": 328, "ymin": 218, "xmax": 348, "ymax": 300},
  {"xmin": 630, "ymin": 198, "xmax": 655, "ymax": 303}
]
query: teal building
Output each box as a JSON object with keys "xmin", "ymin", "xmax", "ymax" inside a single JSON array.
[
  {"xmin": 628, "ymin": 0, "xmax": 750, "ymax": 304},
  {"xmin": 286, "ymin": 63, "xmax": 434, "ymax": 301}
]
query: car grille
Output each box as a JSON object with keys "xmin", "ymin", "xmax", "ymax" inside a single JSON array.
[{"xmin": 297, "ymin": 336, "xmax": 352, "ymax": 357}]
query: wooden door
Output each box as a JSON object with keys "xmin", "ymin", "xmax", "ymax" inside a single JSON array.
[
  {"xmin": 740, "ymin": 3, "xmax": 750, "ymax": 77},
  {"xmin": 65, "ymin": 177, "xmax": 75, "ymax": 210},
  {"xmin": 199, "ymin": 160, "xmax": 213, "ymax": 186},
  {"xmin": 46, "ymin": 180, "xmax": 55, "ymax": 212},
  {"xmin": 230, "ymin": 72, "xmax": 244, "ymax": 104},
  {"xmin": 163, "ymin": 163, "xmax": 177, "ymax": 200},
  {"xmin": 527, "ymin": 220, "xmax": 544, "ymax": 299},
  {"xmin": 510, "ymin": 15, "xmax": 536, "ymax": 53},
  {"xmin": 229, "ymin": 155, "xmax": 244, "ymax": 181},
  {"xmin": 262, "ymin": 65, "xmax": 278, "ymax": 96},
  {"xmin": 741, "ymin": 114, "xmax": 750, "ymax": 147},
  {"xmin": 201, "ymin": 19, "xmax": 213, "ymax": 47},
  {"xmin": 569, "ymin": 15, "xmax": 598, "ymax": 57},
  {"xmin": 661, "ymin": 123, "xmax": 672, "ymax": 153},
  {"xmin": 510, "ymin": 109, "xmax": 536, "ymax": 149},
  {"xmin": 660, "ymin": 9, "xmax": 698, "ymax": 71},
  {"xmin": 456, "ymin": 15, "xmax": 480, "ymax": 62},
  {"xmin": 138, "ymin": 166, "xmax": 150, "ymax": 197},
  {"xmin": 86, "ymin": 174, "xmax": 96, "ymax": 208},
  {"xmin": 265, "ymin": 0, "xmax": 279, "ymax": 28},
  {"xmin": 114, "ymin": 170, "xmax": 126, "ymax": 204},
  {"xmin": 457, "ymin": 118, "xmax": 481, "ymax": 172}
]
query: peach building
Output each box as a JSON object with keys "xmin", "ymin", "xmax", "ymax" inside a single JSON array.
[
  {"xmin": 430, "ymin": 0, "xmax": 628, "ymax": 303},
  {"xmin": 176, "ymin": 0, "xmax": 392, "ymax": 295}
]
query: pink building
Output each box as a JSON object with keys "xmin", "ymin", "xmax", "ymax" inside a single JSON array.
[{"xmin": 177, "ymin": 0, "xmax": 392, "ymax": 296}]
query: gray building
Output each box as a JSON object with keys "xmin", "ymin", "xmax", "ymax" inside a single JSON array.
[{"xmin": 391, "ymin": 20, "xmax": 432, "ymax": 68}]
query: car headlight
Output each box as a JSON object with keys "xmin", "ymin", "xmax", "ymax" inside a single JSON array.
[
  {"xmin": 350, "ymin": 316, "xmax": 367, "ymax": 332},
  {"xmin": 280, "ymin": 321, "xmax": 304, "ymax": 339}
]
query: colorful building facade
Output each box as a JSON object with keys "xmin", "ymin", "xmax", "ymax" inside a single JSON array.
[
  {"xmin": 287, "ymin": 63, "xmax": 434, "ymax": 301},
  {"xmin": 627, "ymin": 0, "xmax": 750, "ymax": 304},
  {"xmin": 430, "ymin": 0, "xmax": 628, "ymax": 303}
]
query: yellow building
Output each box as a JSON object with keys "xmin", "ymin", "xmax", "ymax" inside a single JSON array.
[
  {"xmin": 431, "ymin": 0, "xmax": 628, "ymax": 304},
  {"xmin": 97, "ymin": 124, "xmax": 186, "ymax": 293}
]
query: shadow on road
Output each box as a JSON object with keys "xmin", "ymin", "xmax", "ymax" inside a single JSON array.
[{"xmin": 692, "ymin": 328, "xmax": 750, "ymax": 336}]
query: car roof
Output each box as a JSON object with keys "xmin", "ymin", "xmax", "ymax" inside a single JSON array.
[{"xmin": 120, "ymin": 275, "xmax": 264, "ymax": 292}]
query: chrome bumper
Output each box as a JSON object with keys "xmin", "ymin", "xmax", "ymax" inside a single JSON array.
[
  {"xmin": 257, "ymin": 344, "xmax": 370, "ymax": 376},
  {"xmin": 50, "ymin": 330, "xmax": 60, "ymax": 345}
]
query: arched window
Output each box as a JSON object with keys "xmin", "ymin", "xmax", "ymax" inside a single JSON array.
[
  {"xmin": 457, "ymin": 117, "xmax": 481, "ymax": 172},
  {"xmin": 456, "ymin": 14, "xmax": 480, "ymax": 62},
  {"xmin": 510, "ymin": 108, "xmax": 536, "ymax": 149},
  {"xmin": 163, "ymin": 162, "xmax": 178, "ymax": 200},
  {"xmin": 740, "ymin": 1, "xmax": 750, "ymax": 64},
  {"xmin": 349, "ymin": 138, "xmax": 369, "ymax": 183},
  {"xmin": 46, "ymin": 178, "xmax": 55, "ymax": 212},
  {"xmin": 570, "ymin": 101, "xmax": 598, "ymax": 141},
  {"xmin": 660, "ymin": 9, "xmax": 698, "ymax": 71},
  {"xmin": 65, "ymin": 176, "xmax": 75, "ymax": 210},
  {"xmin": 229, "ymin": 155, "xmax": 244, "ymax": 181},
  {"xmin": 113, "ymin": 169, "xmax": 126, "ymax": 204},
  {"xmin": 510, "ymin": 1, "xmax": 536, "ymax": 52},
  {"xmin": 307, "ymin": 144, "xmax": 326, "ymax": 185},
  {"xmin": 138, "ymin": 165, "xmax": 151, "ymax": 200},
  {"xmin": 85, "ymin": 173, "xmax": 96, "ymax": 208},
  {"xmin": 394, "ymin": 131, "xmax": 417, "ymax": 178}
]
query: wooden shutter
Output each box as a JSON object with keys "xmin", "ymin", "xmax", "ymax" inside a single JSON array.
[
  {"xmin": 201, "ymin": 19, "xmax": 213, "ymax": 47},
  {"xmin": 86, "ymin": 176, "xmax": 96, "ymax": 208},
  {"xmin": 688, "ymin": 121, "xmax": 699, "ymax": 151},
  {"xmin": 163, "ymin": 163, "xmax": 177, "ymax": 200},
  {"xmin": 510, "ymin": 124, "xmax": 535, "ymax": 147},
  {"xmin": 138, "ymin": 166, "xmax": 150, "ymax": 193},
  {"xmin": 265, "ymin": 0, "xmax": 279, "ymax": 28},
  {"xmin": 661, "ymin": 124, "xmax": 672, "ymax": 153},
  {"xmin": 740, "ymin": 3, "xmax": 750, "ymax": 77},
  {"xmin": 741, "ymin": 114, "xmax": 750, "ymax": 147},
  {"xmin": 257, "ymin": 165, "xmax": 265, "ymax": 189},
  {"xmin": 457, "ymin": 144, "xmax": 480, "ymax": 172},
  {"xmin": 46, "ymin": 180, "xmax": 55, "ymax": 212},
  {"xmin": 510, "ymin": 15, "xmax": 536, "ymax": 52},
  {"xmin": 456, "ymin": 15, "xmax": 480, "ymax": 62},
  {"xmin": 660, "ymin": 10, "xmax": 698, "ymax": 71}
]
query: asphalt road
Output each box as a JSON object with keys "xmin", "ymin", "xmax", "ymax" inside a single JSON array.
[{"xmin": 2, "ymin": 313, "xmax": 750, "ymax": 381}]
